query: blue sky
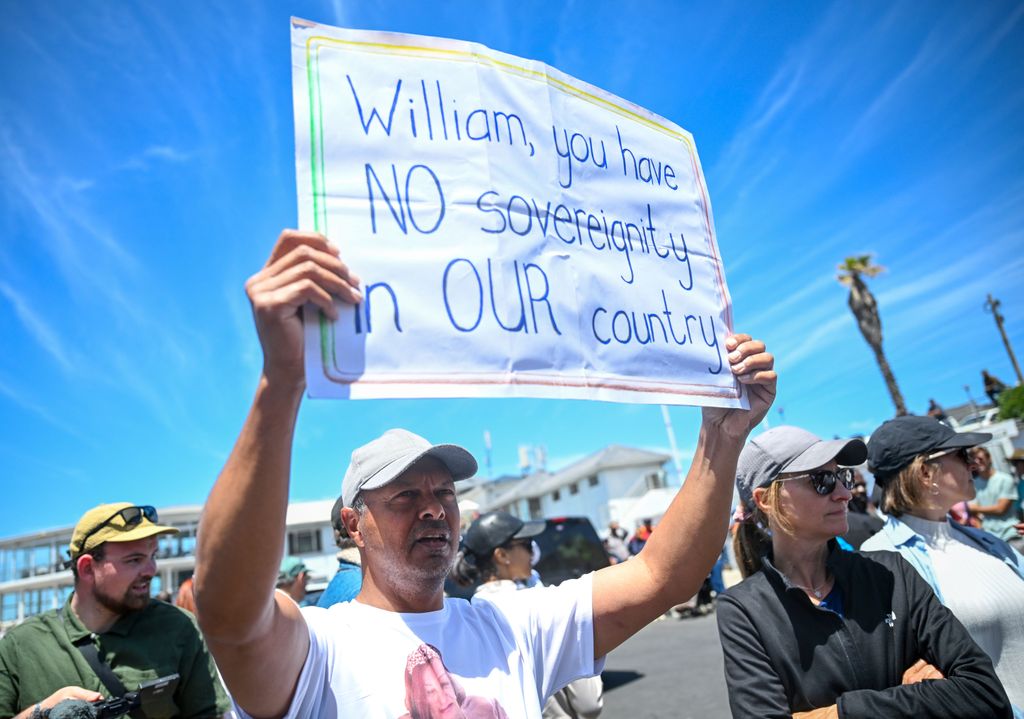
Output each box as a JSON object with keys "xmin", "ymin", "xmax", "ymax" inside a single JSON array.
[{"xmin": 1, "ymin": 1, "xmax": 1022, "ymax": 537}]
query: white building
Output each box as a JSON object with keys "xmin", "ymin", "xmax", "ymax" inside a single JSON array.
[
  {"xmin": 459, "ymin": 444, "xmax": 674, "ymax": 533},
  {"xmin": 1, "ymin": 444, "xmax": 674, "ymax": 632},
  {"xmin": 0, "ymin": 500, "xmax": 340, "ymax": 634}
]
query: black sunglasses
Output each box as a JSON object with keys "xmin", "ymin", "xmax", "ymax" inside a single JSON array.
[
  {"xmin": 76, "ymin": 505, "xmax": 159, "ymax": 555},
  {"xmin": 776, "ymin": 467, "xmax": 856, "ymax": 496}
]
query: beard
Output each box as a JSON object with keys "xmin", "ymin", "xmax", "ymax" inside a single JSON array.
[{"xmin": 92, "ymin": 580, "xmax": 150, "ymax": 615}]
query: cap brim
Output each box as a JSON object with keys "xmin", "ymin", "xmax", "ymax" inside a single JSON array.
[
  {"xmin": 785, "ymin": 438, "xmax": 867, "ymax": 473},
  {"xmin": 81, "ymin": 522, "xmax": 178, "ymax": 556},
  {"xmin": 936, "ymin": 431, "xmax": 992, "ymax": 450},
  {"xmin": 358, "ymin": 443, "xmax": 478, "ymax": 497},
  {"xmin": 512, "ymin": 520, "xmax": 546, "ymax": 540}
]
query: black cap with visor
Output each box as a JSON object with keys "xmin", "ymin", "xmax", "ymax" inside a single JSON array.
[{"xmin": 867, "ymin": 415, "xmax": 991, "ymax": 487}]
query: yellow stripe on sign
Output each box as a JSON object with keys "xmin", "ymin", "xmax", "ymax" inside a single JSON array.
[{"xmin": 304, "ymin": 35, "xmax": 696, "ymax": 151}]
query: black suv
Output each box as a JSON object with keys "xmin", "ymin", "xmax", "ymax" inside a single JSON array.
[{"xmin": 446, "ymin": 516, "xmax": 610, "ymax": 600}]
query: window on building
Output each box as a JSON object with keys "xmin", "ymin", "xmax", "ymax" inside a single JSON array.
[
  {"xmin": 0, "ymin": 549, "xmax": 12, "ymax": 582},
  {"xmin": 30, "ymin": 546, "xmax": 50, "ymax": 576},
  {"xmin": 552, "ymin": 490, "xmax": 561, "ymax": 502},
  {"xmin": 527, "ymin": 497, "xmax": 542, "ymax": 519},
  {"xmin": 645, "ymin": 471, "xmax": 666, "ymax": 490},
  {"xmin": 588, "ymin": 475, "xmax": 599, "ymax": 487},
  {"xmin": 569, "ymin": 483, "xmax": 579, "ymax": 495},
  {"xmin": 1, "ymin": 593, "xmax": 17, "ymax": 623},
  {"xmin": 157, "ymin": 534, "xmax": 179, "ymax": 559},
  {"xmin": 288, "ymin": 529, "xmax": 322, "ymax": 555}
]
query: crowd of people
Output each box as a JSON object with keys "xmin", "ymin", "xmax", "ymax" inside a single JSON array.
[{"xmin": 0, "ymin": 229, "xmax": 1021, "ymax": 719}]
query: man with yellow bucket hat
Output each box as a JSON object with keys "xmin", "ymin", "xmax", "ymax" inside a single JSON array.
[{"xmin": 0, "ymin": 503, "xmax": 230, "ymax": 718}]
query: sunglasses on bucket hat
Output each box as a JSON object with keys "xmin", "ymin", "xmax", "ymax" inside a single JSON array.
[
  {"xmin": 76, "ymin": 505, "xmax": 159, "ymax": 555},
  {"xmin": 775, "ymin": 467, "xmax": 856, "ymax": 496}
]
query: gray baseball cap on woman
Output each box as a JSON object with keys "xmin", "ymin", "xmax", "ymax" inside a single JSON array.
[
  {"xmin": 736, "ymin": 426, "xmax": 867, "ymax": 512},
  {"xmin": 342, "ymin": 429, "xmax": 478, "ymax": 507}
]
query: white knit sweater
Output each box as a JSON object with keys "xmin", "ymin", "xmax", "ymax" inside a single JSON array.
[{"xmin": 900, "ymin": 514, "xmax": 1024, "ymax": 708}]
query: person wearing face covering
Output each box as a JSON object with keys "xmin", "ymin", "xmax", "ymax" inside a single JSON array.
[
  {"xmin": 861, "ymin": 416, "xmax": 1024, "ymax": 716},
  {"xmin": 453, "ymin": 513, "xmax": 603, "ymax": 719},
  {"xmin": 716, "ymin": 425, "xmax": 1011, "ymax": 719}
]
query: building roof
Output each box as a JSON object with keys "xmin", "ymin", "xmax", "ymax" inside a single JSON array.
[{"xmin": 482, "ymin": 445, "xmax": 670, "ymax": 511}]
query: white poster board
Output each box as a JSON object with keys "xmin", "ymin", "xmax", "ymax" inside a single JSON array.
[{"xmin": 291, "ymin": 19, "xmax": 744, "ymax": 407}]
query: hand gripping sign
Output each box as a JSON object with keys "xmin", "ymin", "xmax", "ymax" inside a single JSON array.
[{"xmin": 292, "ymin": 19, "xmax": 745, "ymax": 408}]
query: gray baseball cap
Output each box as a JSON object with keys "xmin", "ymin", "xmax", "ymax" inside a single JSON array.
[
  {"xmin": 342, "ymin": 429, "xmax": 478, "ymax": 507},
  {"xmin": 736, "ymin": 426, "xmax": 867, "ymax": 512}
]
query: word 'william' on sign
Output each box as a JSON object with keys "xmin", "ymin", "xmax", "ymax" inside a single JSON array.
[{"xmin": 291, "ymin": 18, "xmax": 744, "ymax": 408}]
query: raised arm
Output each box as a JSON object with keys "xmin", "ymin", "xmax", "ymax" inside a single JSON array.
[
  {"xmin": 591, "ymin": 335, "xmax": 775, "ymax": 657},
  {"xmin": 194, "ymin": 230, "xmax": 361, "ymax": 717}
]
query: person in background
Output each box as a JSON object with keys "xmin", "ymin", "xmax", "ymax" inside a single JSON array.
[
  {"xmin": 718, "ymin": 425, "xmax": 1010, "ymax": 719},
  {"xmin": 627, "ymin": 519, "xmax": 653, "ymax": 556},
  {"xmin": 983, "ymin": 370, "xmax": 1008, "ymax": 405},
  {"xmin": 927, "ymin": 399, "xmax": 948, "ymax": 422},
  {"xmin": 861, "ymin": 415, "xmax": 1024, "ymax": 715},
  {"xmin": 840, "ymin": 469, "xmax": 883, "ymax": 549},
  {"xmin": 453, "ymin": 512, "xmax": 603, "ymax": 719},
  {"xmin": 176, "ymin": 576, "xmax": 197, "ymax": 615},
  {"xmin": 1011, "ymin": 449, "xmax": 1024, "ymax": 521},
  {"xmin": 276, "ymin": 557, "xmax": 309, "ymax": 605},
  {"xmin": 603, "ymin": 521, "xmax": 629, "ymax": 563},
  {"xmin": 0, "ymin": 502, "xmax": 231, "ymax": 718},
  {"xmin": 969, "ymin": 446, "xmax": 1023, "ymax": 551},
  {"xmin": 317, "ymin": 496, "xmax": 363, "ymax": 607}
]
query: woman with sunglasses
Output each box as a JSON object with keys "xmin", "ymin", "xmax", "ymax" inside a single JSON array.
[
  {"xmin": 453, "ymin": 512, "xmax": 603, "ymax": 719},
  {"xmin": 861, "ymin": 415, "xmax": 1024, "ymax": 715},
  {"xmin": 716, "ymin": 425, "xmax": 1010, "ymax": 719}
]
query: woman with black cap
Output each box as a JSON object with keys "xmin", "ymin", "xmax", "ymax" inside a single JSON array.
[
  {"xmin": 862, "ymin": 415, "xmax": 1024, "ymax": 714},
  {"xmin": 716, "ymin": 425, "xmax": 1010, "ymax": 719},
  {"xmin": 453, "ymin": 512, "xmax": 603, "ymax": 719}
]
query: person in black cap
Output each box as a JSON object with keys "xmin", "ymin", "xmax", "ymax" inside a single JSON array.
[
  {"xmin": 453, "ymin": 512, "xmax": 603, "ymax": 719},
  {"xmin": 716, "ymin": 425, "xmax": 1011, "ymax": 718},
  {"xmin": 452, "ymin": 512, "xmax": 546, "ymax": 591},
  {"xmin": 195, "ymin": 230, "xmax": 777, "ymax": 718},
  {"xmin": 861, "ymin": 415, "xmax": 1024, "ymax": 711}
]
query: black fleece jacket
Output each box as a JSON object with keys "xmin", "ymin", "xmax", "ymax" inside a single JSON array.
[{"xmin": 716, "ymin": 543, "xmax": 1011, "ymax": 718}]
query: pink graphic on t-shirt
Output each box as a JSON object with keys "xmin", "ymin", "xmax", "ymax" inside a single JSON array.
[{"xmin": 399, "ymin": 643, "xmax": 509, "ymax": 719}]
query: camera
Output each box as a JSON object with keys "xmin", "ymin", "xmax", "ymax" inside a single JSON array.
[{"xmin": 91, "ymin": 674, "xmax": 179, "ymax": 719}]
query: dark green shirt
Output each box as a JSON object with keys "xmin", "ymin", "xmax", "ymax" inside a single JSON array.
[{"xmin": 0, "ymin": 596, "xmax": 230, "ymax": 718}]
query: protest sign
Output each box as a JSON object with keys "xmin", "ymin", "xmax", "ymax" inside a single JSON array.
[{"xmin": 291, "ymin": 18, "xmax": 744, "ymax": 407}]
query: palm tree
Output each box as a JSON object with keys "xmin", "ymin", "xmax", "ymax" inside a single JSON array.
[{"xmin": 837, "ymin": 255, "xmax": 907, "ymax": 416}]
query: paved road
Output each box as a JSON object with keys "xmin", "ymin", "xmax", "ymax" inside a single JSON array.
[{"xmin": 600, "ymin": 610, "xmax": 731, "ymax": 718}]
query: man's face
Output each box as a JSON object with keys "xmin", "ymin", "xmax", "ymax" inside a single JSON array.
[
  {"xmin": 87, "ymin": 536, "xmax": 159, "ymax": 615},
  {"xmin": 355, "ymin": 457, "xmax": 460, "ymax": 593}
]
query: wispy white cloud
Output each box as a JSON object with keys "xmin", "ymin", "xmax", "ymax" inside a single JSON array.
[
  {"xmin": 119, "ymin": 144, "xmax": 194, "ymax": 171},
  {"xmin": 0, "ymin": 281, "xmax": 75, "ymax": 373},
  {"xmin": 0, "ymin": 374, "xmax": 85, "ymax": 439}
]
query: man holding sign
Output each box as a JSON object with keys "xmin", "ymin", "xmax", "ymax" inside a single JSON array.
[{"xmin": 194, "ymin": 229, "xmax": 775, "ymax": 718}]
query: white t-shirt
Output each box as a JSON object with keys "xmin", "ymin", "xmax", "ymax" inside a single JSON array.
[{"xmin": 236, "ymin": 574, "xmax": 602, "ymax": 718}]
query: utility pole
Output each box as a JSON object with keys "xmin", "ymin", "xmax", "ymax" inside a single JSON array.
[
  {"xmin": 984, "ymin": 294, "xmax": 1023, "ymax": 385},
  {"xmin": 660, "ymin": 405, "xmax": 685, "ymax": 486}
]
